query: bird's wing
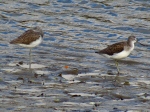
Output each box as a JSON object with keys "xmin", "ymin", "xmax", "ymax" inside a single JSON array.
[
  {"xmin": 10, "ymin": 29, "xmax": 41, "ymax": 44},
  {"xmin": 96, "ymin": 42, "xmax": 126, "ymax": 55}
]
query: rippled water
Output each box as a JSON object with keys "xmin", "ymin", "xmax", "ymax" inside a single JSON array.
[{"xmin": 0, "ymin": 0, "xmax": 150, "ymax": 112}]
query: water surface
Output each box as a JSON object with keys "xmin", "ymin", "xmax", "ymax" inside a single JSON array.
[{"xmin": 0, "ymin": 0, "xmax": 150, "ymax": 111}]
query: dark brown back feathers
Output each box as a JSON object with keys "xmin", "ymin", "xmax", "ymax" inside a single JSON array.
[
  {"xmin": 95, "ymin": 41, "xmax": 126, "ymax": 55},
  {"xmin": 10, "ymin": 27, "xmax": 43, "ymax": 45}
]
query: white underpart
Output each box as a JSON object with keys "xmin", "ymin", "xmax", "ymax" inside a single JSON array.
[
  {"xmin": 19, "ymin": 36, "xmax": 42, "ymax": 48},
  {"xmin": 103, "ymin": 41, "xmax": 135, "ymax": 60},
  {"xmin": 111, "ymin": 49, "xmax": 133, "ymax": 59}
]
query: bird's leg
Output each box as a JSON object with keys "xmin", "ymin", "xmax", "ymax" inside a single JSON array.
[
  {"xmin": 29, "ymin": 48, "xmax": 32, "ymax": 69},
  {"xmin": 115, "ymin": 60, "xmax": 120, "ymax": 75}
]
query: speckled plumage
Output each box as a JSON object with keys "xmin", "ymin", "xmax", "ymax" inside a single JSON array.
[
  {"xmin": 96, "ymin": 42, "xmax": 125, "ymax": 55},
  {"xmin": 10, "ymin": 26, "xmax": 43, "ymax": 45},
  {"xmin": 95, "ymin": 36, "xmax": 137, "ymax": 74},
  {"xmin": 95, "ymin": 36, "xmax": 136, "ymax": 58},
  {"xmin": 10, "ymin": 26, "xmax": 44, "ymax": 69}
]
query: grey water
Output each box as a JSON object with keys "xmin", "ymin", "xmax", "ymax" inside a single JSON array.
[{"xmin": 0, "ymin": 0, "xmax": 150, "ymax": 112}]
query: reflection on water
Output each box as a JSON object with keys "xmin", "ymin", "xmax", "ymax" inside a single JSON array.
[{"xmin": 0, "ymin": 0, "xmax": 150, "ymax": 111}]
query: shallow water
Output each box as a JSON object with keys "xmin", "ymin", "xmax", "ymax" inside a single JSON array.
[{"xmin": 0, "ymin": 0, "xmax": 150, "ymax": 112}]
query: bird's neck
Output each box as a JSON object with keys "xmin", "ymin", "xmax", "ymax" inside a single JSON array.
[
  {"xmin": 127, "ymin": 40, "xmax": 134, "ymax": 47},
  {"xmin": 126, "ymin": 41, "xmax": 135, "ymax": 52}
]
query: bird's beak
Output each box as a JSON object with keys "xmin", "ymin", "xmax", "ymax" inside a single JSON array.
[
  {"xmin": 137, "ymin": 41, "xmax": 147, "ymax": 46},
  {"xmin": 134, "ymin": 37, "xmax": 137, "ymax": 42}
]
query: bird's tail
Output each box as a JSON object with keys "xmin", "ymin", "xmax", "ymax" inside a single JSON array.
[
  {"xmin": 10, "ymin": 40, "xmax": 16, "ymax": 44},
  {"xmin": 95, "ymin": 51, "xmax": 101, "ymax": 54},
  {"xmin": 10, "ymin": 39, "xmax": 19, "ymax": 44}
]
